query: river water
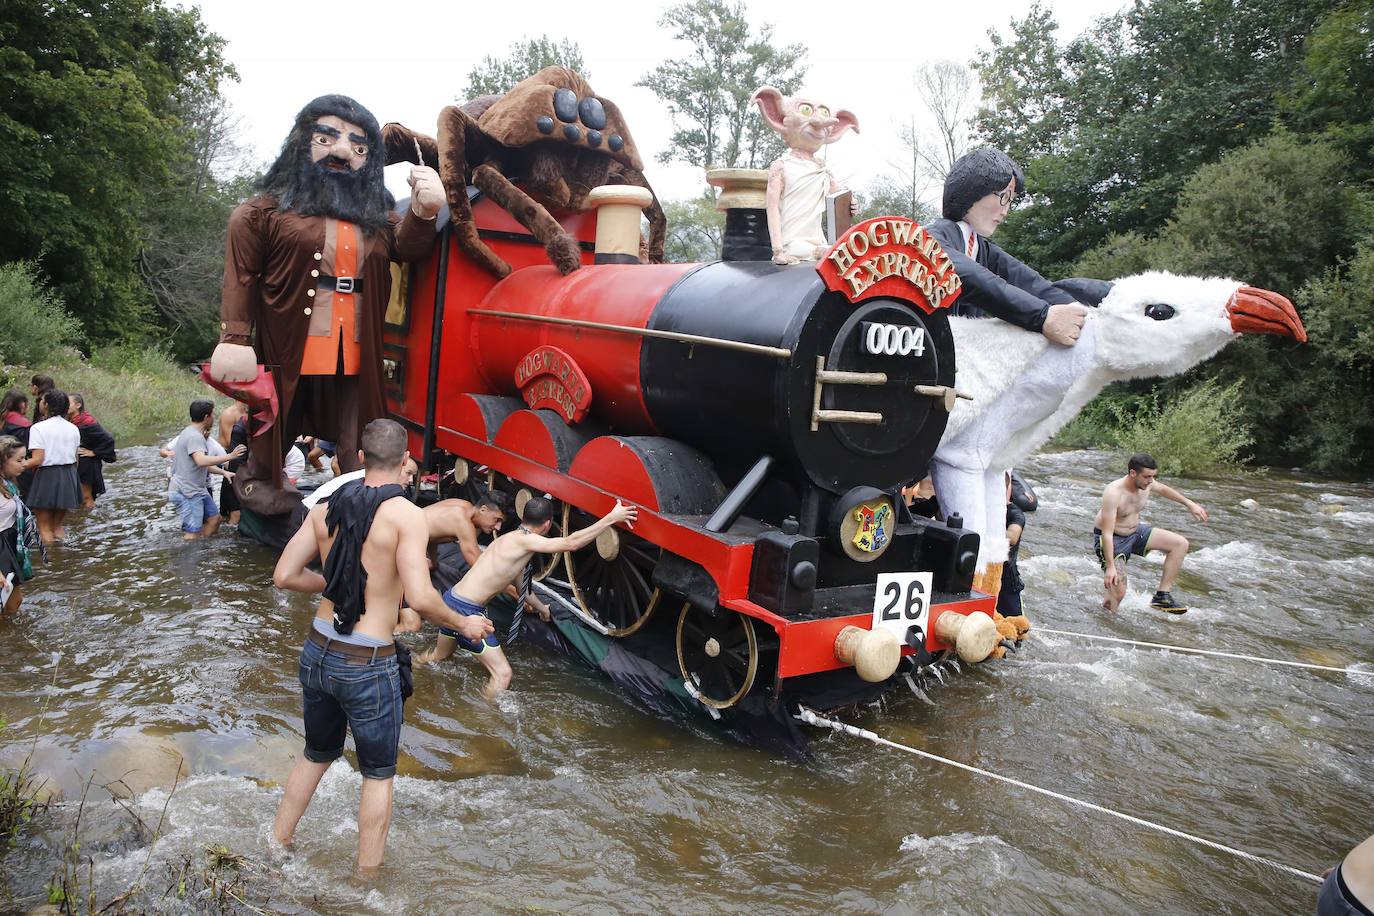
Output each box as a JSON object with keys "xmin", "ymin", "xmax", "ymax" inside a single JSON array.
[{"xmin": 0, "ymin": 442, "xmax": 1369, "ymax": 914}]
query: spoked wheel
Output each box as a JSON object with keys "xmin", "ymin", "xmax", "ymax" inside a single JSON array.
[
  {"xmin": 562, "ymin": 503, "xmax": 661, "ymax": 636},
  {"xmin": 675, "ymin": 603, "xmax": 759, "ymax": 709}
]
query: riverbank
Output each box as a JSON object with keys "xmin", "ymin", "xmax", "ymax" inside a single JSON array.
[{"xmin": 2, "ymin": 345, "xmax": 227, "ymax": 442}]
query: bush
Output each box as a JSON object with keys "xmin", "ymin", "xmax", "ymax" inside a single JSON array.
[
  {"xmin": 1114, "ymin": 379, "xmax": 1253, "ymax": 477},
  {"xmin": 0, "ymin": 262, "xmax": 83, "ymax": 366}
]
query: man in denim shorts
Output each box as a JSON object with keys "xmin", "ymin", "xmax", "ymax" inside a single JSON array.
[
  {"xmin": 168, "ymin": 400, "xmax": 245, "ymax": 540},
  {"xmin": 270, "ymin": 419, "xmax": 492, "ymax": 872}
]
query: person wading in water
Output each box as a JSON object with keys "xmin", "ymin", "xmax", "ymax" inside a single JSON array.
[{"xmin": 270, "ymin": 418, "xmax": 492, "ymax": 873}]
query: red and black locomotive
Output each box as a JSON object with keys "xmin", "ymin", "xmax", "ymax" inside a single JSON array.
[{"xmin": 381, "ymin": 184, "xmax": 998, "ymax": 750}]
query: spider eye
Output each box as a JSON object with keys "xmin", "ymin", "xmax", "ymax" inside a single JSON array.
[{"xmin": 1144, "ymin": 303, "xmax": 1176, "ymax": 321}]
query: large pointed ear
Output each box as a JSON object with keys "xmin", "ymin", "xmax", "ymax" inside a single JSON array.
[
  {"xmin": 827, "ymin": 109, "xmax": 860, "ymax": 143},
  {"xmin": 751, "ymin": 86, "xmax": 788, "ymax": 134}
]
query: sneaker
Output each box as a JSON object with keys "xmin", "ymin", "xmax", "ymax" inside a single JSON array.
[{"xmin": 1150, "ymin": 591, "xmax": 1188, "ymax": 614}]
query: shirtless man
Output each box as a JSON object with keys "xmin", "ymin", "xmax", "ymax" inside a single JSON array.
[
  {"xmin": 416, "ymin": 495, "xmax": 637, "ymax": 699},
  {"xmin": 1092, "ymin": 452, "xmax": 1208, "ymax": 614},
  {"xmin": 390, "ymin": 491, "xmax": 521, "ymax": 634},
  {"xmin": 270, "ymin": 419, "xmax": 493, "ymax": 872}
]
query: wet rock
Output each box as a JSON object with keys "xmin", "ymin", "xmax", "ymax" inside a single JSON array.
[{"xmin": 1239, "ymin": 498, "xmax": 1259, "ymax": 510}]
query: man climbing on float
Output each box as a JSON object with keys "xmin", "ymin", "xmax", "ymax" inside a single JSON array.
[
  {"xmin": 1094, "ymin": 452, "xmax": 1208, "ymax": 614},
  {"xmin": 209, "ymin": 95, "xmax": 445, "ymax": 515},
  {"xmin": 416, "ymin": 496, "xmax": 637, "ymax": 699}
]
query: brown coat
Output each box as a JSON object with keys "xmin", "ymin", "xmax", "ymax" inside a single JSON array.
[{"xmin": 219, "ymin": 196, "xmax": 435, "ymax": 477}]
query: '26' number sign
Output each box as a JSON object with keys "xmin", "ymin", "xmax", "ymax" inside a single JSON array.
[{"xmin": 871, "ymin": 572, "xmax": 932, "ymax": 644}]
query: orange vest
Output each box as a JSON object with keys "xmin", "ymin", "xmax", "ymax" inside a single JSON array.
[{"xmin": 300, "ymin": 219, "xmax": 362, "ymax": 375}]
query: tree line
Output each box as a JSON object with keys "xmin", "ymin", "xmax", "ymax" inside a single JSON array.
[{"xmin": 2, "ymin": 0, "xmax": 1369, "ymax": 470}]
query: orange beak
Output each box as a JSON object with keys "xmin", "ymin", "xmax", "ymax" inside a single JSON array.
[{"xmin": 1226, "ymin": 286, "xmax": 1307, "ymax": 342}]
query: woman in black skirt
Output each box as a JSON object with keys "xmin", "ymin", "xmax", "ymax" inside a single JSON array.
[
  {"xmin": 0, "ymin": 436, "xmax": 33, "ymax": 613},
  {"xmin": 22, "ymin": 390, "xmax": 81, "ymax": 545}
]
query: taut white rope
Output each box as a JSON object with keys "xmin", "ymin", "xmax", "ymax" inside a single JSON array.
[
  {"xmin": 1036, "ymin": 627, "xmax": 1355, "ymax": 675},
  {"xmin": 796, "ymin": 707, "xmax": 1323, "ymax": 885}
]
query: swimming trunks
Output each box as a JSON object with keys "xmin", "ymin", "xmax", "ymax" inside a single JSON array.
[
  {"xmin": 439, "ymin": 589, "xmax": 500, "ymax": 653},
  {"xmin": 1092, "ymin": 524, "xmax": 1154, "ymax": 570}
]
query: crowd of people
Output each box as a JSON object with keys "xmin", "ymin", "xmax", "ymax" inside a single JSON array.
[{"xmin": 0, "ymin": 374, "xmax": 118, "ymax": 615}]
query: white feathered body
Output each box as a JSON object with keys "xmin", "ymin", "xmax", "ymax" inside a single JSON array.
[{"xmin": 932, "ymin": 271, "xmax": 1245, "ymax": 568}]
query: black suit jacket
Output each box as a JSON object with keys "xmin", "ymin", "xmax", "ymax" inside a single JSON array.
[{"xmin": 926, "ymin": 218, "xmax": 1075, "ymax": 332}]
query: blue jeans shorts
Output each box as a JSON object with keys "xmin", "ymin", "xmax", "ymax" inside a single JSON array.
[
  {"xmin": 297, "ymin": 636, "xmax": 403, "ymax": 779},
  {"xmin": 170, "ymin": 490, "xmax": 219, "ymax": 533}
]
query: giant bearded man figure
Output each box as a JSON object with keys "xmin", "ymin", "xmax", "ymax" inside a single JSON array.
[{"xmin": 210, "ymin": 95, "xmax": 444, "ymax": 513}]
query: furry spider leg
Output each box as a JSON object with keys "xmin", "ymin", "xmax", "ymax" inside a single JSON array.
[
  {"xmin": 381, "ymin": 122, "xmax": 438, "ymax": 168},
  {"xmin": 471, "ymin": 163, "xmax": 583, "ymax": 275},
  {"xmin": 436, "ymin": 105, "xmax": 514, "ymax": 278}
]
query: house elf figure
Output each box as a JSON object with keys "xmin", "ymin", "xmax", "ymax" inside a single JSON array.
[{"xmin": 208, "ymin": 95, "xmax": 445, "ymax": 513}]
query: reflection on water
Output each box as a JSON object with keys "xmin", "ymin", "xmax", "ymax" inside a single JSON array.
[{"xmin": 0, "ymin": 443, "xmax": 1370, "ymax": 913}]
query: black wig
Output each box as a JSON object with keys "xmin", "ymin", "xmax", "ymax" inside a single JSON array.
[
  {"xmin": 942, "ymin": 147, "xmax": 1025, "ymax": 221},
  {"xmin": 258, "ymin": 94, "xmax": 394, "ymax": 233}
]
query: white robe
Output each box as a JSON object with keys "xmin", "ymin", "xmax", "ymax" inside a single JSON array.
[{"xmin": 777, "ymin": 154, "xmax": 830, "ymax": 258}]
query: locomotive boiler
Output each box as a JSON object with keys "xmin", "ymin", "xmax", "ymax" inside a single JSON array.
[{"xmin": 382, "ymin": 183, "xmax": 1003, "ymax": 750}]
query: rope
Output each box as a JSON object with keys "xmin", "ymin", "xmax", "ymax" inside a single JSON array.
[
  {"xmin": 795, "ymin": 707, "xmax": 1323, "ymax": 885},
  {"xmin": 1036, "ymin": 627, "xmax": 1356, "ymax": 675}
]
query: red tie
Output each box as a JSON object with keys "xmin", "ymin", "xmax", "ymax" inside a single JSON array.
[{"xmin": 967, "ymin": 232, "xmax": 977, "ymax": 257}]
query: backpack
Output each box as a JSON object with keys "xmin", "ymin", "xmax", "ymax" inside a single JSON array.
[{"xmin": 5, "ymin": 481, "xmax": 40, "ymax": 577}]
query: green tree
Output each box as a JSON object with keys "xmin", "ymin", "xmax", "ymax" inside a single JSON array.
[
  {"xmin": 638, "ymin": 0, "xmax": 808, "ymax": 170},
  {"xmin": 0, "ymin": 0, "xmax": 235, "ymax": 342},
  {"xmin": 662, "ymin": 194, "xmax": 725, "ymax": 263},
  {"xmin": 463, "ymin": 36, "xmax": 588, "ymax": 99},
  {"xmin": 1280, "ymin": 0, "xmax": 1374, "ymax": 183},
  {"xmin": 977, "ymin": 0, "xmax": 1333, "ymax": 275}
]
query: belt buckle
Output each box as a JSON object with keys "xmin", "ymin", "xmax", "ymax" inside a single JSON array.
[{"xmin": 335, "ymin": 276, "xmax": 355, "ymax": 294}]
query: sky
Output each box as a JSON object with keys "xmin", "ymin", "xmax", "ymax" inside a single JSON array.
[{"xmin": 189, "ymin": 0, "xmax": 1125, "ymax": 206}]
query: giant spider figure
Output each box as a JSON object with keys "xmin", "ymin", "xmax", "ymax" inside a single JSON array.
[{"xmin": 383, "ymin": 67, "xmax": 666, "ymax": 278}]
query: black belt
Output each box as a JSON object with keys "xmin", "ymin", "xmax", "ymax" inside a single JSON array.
[
  {"xmin": 318, "ymin": 274, "xmax": 363, "ymax": 294},
  {"xmin": 306, "ymin": 628, "xmax": 394, "ymax": 661}
]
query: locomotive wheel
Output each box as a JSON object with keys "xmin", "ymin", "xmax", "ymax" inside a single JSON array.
[
  {"xmin": 675, "ymin": 603, "xmax": 759, "ymax": 709},
  {"xmin": 562, "ymin": 503, "xmax": 661, "ymax": 636}
]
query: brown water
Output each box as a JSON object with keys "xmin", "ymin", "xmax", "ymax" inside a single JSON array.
[{"xmin": 0, "ymin": 442, "xmax": 1370, "ymax": 913}]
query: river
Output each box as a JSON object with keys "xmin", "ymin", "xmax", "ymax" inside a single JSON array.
[{"xmin": 0, "ymin": 442, "xmax": 1369, "ymax": 914}]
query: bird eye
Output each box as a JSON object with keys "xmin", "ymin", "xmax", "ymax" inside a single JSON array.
[{"xmin": 1144, "ymin": 303, "xmax": 1176, "ymax": 321}]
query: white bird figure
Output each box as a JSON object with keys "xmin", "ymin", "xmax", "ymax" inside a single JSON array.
[{"xmin": 931, "ymin": 271, "xmax": 1307, "ymax": 571}]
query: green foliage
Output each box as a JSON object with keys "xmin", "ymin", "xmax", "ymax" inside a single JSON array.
[
  {"xmin": 0, "ymin": 762, "xmax": 46, "ymax": 852},
  {"xmin": 1114, "ymin": 379, "xmax": 1254, "ymax": 477},
  {"xmin": 662, "ymin": 194, "xmax": 725, "ymax": 262},
  {"xmin": 977, "ymin": 0, "xmax": 1334, "ymax": 276},
  {"xmin": 0, "ymin": 0, "xmax": 236, "ymax": 343},
  {"xmin": 58, "ymin": 344, "xmax": 221, "ymax": 440},
  {"xmin": 1280, "ymin": 0, "xmax": 1374, "ymax": 183},
  {"xmin": 1143, "ymin": 133, "xmax": 1368, "ymax": 292},
  {"xmin": 638, "ymin": 0, "xmax": 808, "ymax": 170},
  {"xmin": 0, "ymin": 261, "xmax": 83, "ymax": 365},
  {"xmin": 1279, "ymin": 244, "xmax": 1374, "ymax": 471},
  {"xmin": 463, "ymin": 35, "xmax": 588, "ymax": 99}
]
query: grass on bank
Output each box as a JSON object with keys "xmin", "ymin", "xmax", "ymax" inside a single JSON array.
[{"xmin": 1, "ymin": 344, "xmax": 224, "ymax": 444}]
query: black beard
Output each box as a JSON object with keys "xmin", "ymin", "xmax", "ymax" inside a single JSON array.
[{"xmin": 260, "ymin": 142, "xmax": 394, "ymax": 233}]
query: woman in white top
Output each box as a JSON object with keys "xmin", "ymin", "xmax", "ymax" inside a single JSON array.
[
  {"xmin": 0, "ymin": 435, "xmax": 32, "ymax": 613},
  {"xmin": 22, "ymin": 390, "xmax": 82, "ymax": 544}
]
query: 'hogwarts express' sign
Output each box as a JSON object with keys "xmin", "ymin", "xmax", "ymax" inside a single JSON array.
[
  {"xmin": 817, "ymin": 217, "xmax": 962, "ymax": 313},
  {"xmin": 513, "ymin": 345, "xmax": 593, "ymax": 423}
]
